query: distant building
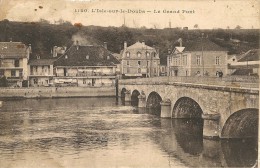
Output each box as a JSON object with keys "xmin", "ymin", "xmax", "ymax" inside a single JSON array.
[
  {"xmin": 121, "ymin": 41, "xmax": 160, "ymax": 78},
  {"xmin": 0, "ymin": 41, "xmax": 30, "ymax": 86},
  {"xmin": 228, "ymin": 49, "xmax": 260, "ymax": 76},
  {"xmin": 167, "ymin": 38, "xmax": 228, "ymax": 77},
  {"xmin": 54, "ymin": 43, "xmax": 119, "ymax": 87}
]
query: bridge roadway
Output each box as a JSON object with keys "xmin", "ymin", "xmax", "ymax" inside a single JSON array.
[{"xmin": 118, "ymin": 76, "xmax": 259, "ymax": 139}]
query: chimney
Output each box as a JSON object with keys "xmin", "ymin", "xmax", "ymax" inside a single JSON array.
[
  {"xmin": 104, "ymin": 42, "xmax": 107, "ymax": 49},
  {"xmin": 53, "ymin": 46, "xmax": 57, "ymax": 57},
  {"xmin": 178, "ymin": 38, "xmax": 182, "ymax": 47},
  {"xmin": 142, "ymin": 40, "xmax": 145, "ymax": 48},
  {"xmin": 28, "ymin": 44, "xmax": 32, "ymax": 53},
  {"xmin": 124, "ymin": 41, "xmax": 127, "ymax": 49},
  {"xmin": 76, "ymin": 40, "xmax": 79, "ymax": 50}
]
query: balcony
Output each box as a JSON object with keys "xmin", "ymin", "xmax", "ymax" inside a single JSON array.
[{"xmin": 56, "ymin": 72, "xmax": 116, "ymax": 77}]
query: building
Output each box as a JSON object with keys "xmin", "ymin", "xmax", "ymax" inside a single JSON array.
[
  {"xmin": 228, "ymin": 49, "xmax": 260, "ymax": 76},
  {"xmin": 167, "ymin": 38, "xmax": 228, "ymax": 77},
  {"xmin": 54, "ymin": 43, "xmax": 119, "ymax": 87},
  {"xmin": 121, "ymin": 41, "xmax": 160, "ymax": 78},
  {"xmin": 0, "ymin": 41, "xmax": 30, "ymax": 86},
  {"xmin": 28, "ymin": 46, "xmax": 66, "ymax": 87}
]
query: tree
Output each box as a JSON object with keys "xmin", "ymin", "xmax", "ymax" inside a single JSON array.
[
  {"xmin": 235, "ymin": 25, "xmax": 242, "ymax": 29},
  {"xmin": 194, "ymin": 24, "xmax": 199, "ymax": 29}
]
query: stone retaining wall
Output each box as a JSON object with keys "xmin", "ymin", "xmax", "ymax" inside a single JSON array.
[{"xmin": 0, "ymin": 87, "xmax": 116, "ymax": 98}]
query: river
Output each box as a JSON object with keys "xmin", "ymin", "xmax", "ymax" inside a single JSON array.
[{"xmin": 0, "ymin": 97, "xmax": 257, "ymax": 168}]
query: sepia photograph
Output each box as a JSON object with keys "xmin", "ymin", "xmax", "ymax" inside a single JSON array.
[{"xmin": 0, "ymin": 0, "xmax": 259, "ymax": 167}]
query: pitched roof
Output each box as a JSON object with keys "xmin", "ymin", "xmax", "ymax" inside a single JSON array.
[
  {"xmin": 238, "ymin": 49, "xmax": 260, "ymax": 62},
  {"xmin": 0, "ymin": 42, "xmax": 28, "ymax": 58},
  {"xmin": 54, "ymin": 45, "xmax": 120, "ymax": 66},
  {"xmin": 127, "ymin": 41, "xmax": 154, "ymax": 50},
  {"xmin": 184, "ymin": 39, "xmax": 227, "ymax": 52}
]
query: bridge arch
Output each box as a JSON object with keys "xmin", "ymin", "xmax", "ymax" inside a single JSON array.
[
  {"xmin": 146, "ymin": 91, "xmax": 162, "ymax": 115},
  {"xmin": 120, "ymin": 88, "xmax": 127, "ymax": 101},
  {"xmin": 172, "ymin": 97, "xmax": 203, "ymax": 118},
  {"xmin": 131, "ymin": 90, "xmax": 140, "ymax": 106},
  {"xmin": 221, "ymin": 108, "xmax": 258, "ymax": 138}
]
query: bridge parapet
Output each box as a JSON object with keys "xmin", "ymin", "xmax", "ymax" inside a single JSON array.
[{"xmin": 119, "ymin": 76, "xmax": 259, "ymax": 90}]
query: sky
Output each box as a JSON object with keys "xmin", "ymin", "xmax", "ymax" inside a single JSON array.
[{"xmin": 0, "ymin": 0, "xmax": 259, "ymax": 29}]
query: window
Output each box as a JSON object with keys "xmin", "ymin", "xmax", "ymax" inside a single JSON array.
[
  {"xmin": 36, "ymin": 55, "xmax": 40, "ymax": 59},
  {"xmin": 138, "ymin": 68, "xmax": 141, "ymax": 73},
  {"xmin": 138, "ymin": 61, "xmax": 141, "ymax": 65},
  {"xmin": 182, "ymin": 55, "xmax": 187, "ymax": 65},
  {"xmin": 86, "ymin": 55, "xmax": 89, "ymax": 59},
  {"xmin": 127, "ymin": 67, "xmax": 130, "ymax": 73},
  {"xmin": 0, "ymin": 70, "xmax": 4, "ymax": 76},
  {"xmin": 196, "ymin": 55, "xmax": 201, "ymax": 65},
  {"xmin": 83, "ymin": 79, "xmax": 86, "ymax": 84},
  {"xmin": 152, "ymin": 52, "xmax": 156, "ymax": 58},
  {"xmin": 154, "ymin": 68, "xmax": 156, "ymax": 74},
  {"xmin": 216, "ymin": 56, "xmax": 220, "ymax": 65},
  {"xmin": 146, "ymin": 52, "xmax": 150, "ymax": 57},
  {"xmin": 127, "ymin": 61, "xmax": 129, "ymax": 66},
  {"xmin": 11, "ymin": 70, "xmax": 16, "ymax": 77},
  {"xmin": 126, "ymin": 52, "xmax": 130, "ymax": 57},
  {"xmin": 162, "ymin": 67, "xmax": 165, "ymax": 72},
  {"xmin": 107, "ymin": 55, "xmax": 110, "ymax": 60},
  {"xmin": 137, "ymin": 52, "xmax": 141, "ymax": 57},
  {"xmin": 65, "ymin": 55, "xmax": 68, "ymax": 59},
  {"xmin": 147, "ymin": 61, "xmax": 149, "ymax": 66},
  {"xmin": 15, "ymin": 60, "xmax": 19, "ymax": 67},
  {"xmin": 19, "ymin": 70, "xmax": 22, "ymax": 77}
]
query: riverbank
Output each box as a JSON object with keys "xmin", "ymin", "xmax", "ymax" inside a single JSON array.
[{"xmin": 0, "ymin": 87, "xmax": 116, "ymax": 99}]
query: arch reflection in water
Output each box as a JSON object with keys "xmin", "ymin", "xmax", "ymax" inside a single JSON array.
[
  {"xmin": 172, "ymin": 119, "xmax": 203, "ymax": 155},
  {"xmin": 221, "ymin": 138, "xmax": 258, "ymax": 167}
]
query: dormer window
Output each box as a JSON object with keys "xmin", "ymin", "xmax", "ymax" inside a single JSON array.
[
  {"xmin": 107, "ymin": 55, "xmax": 110, "ymax": 60},
  {"xmin": 65, "ymin": 55, "xmax": 68, "ymax": 59},
  {"xmin": 137, "ymin": 52, "xmax": 141, "ymax": 57},
  {"xmin": 126, "ymin": 52, "xmax": 130, "ymax": 57},
  {"xmin": 36, "ymin": 55, "xmax": 40, "ymax": 59},
  {"xmin": 86, "ymin": 55, "xmax": 89, "ymax": 59}
]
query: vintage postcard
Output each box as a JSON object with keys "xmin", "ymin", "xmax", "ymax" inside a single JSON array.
[{"xmin": 0, "ymin": 0, "xmax": 259, "ymax": 167}]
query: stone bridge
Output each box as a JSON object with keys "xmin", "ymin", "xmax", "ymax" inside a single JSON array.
[{"xmin": 118, "ymin": 76, "xmax": 259, "ymax": 139}]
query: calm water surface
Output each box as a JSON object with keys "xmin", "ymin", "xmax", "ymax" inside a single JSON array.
[{"xmin": 0, "ymin": 98, "xmax": 257, "ymax": 168}]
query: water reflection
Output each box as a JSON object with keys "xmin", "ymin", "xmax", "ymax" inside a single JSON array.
[
  {"xmin": 221, "ymin": 138, "xmax": 258, "ymax": 167},
  {"xmin": 0, "ymin": 98, "xmax": 257, "ymax": 168}
]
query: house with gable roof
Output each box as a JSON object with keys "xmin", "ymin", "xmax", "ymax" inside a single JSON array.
[
  {"xmin": 28, "ymin": 46, "xmax": 67, "ymax": 87},
  {"xmin": 0, "ymin": 41, "xmax": 30, "ymax": 86},
  {"xmin": 121, "ymin": 41, "xmax": 160, "ymax": 79},
  {"xmin": 228, "ymin": 49, "xmax": 259, "ymax": 76},
  {"xmin": 167, "ymin": 38, "xmax": 228, "ymax": 77},
  {"xmin": 53, "ymin": 42, "xmax": 119, "ymax": 87}
]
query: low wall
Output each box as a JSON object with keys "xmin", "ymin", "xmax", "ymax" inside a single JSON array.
[{"xmin": 0, "ymin": 87, "xmax": 116, "ymax": 98}]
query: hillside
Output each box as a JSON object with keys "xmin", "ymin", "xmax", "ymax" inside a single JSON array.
[{"xmin": 0, "ymin": 20, "xmax": 259, "ymax": 64}]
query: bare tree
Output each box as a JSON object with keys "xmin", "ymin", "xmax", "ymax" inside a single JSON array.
[{"xmin": 194, "ymin": 24, "xmax": 199, "ymax": 29}]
